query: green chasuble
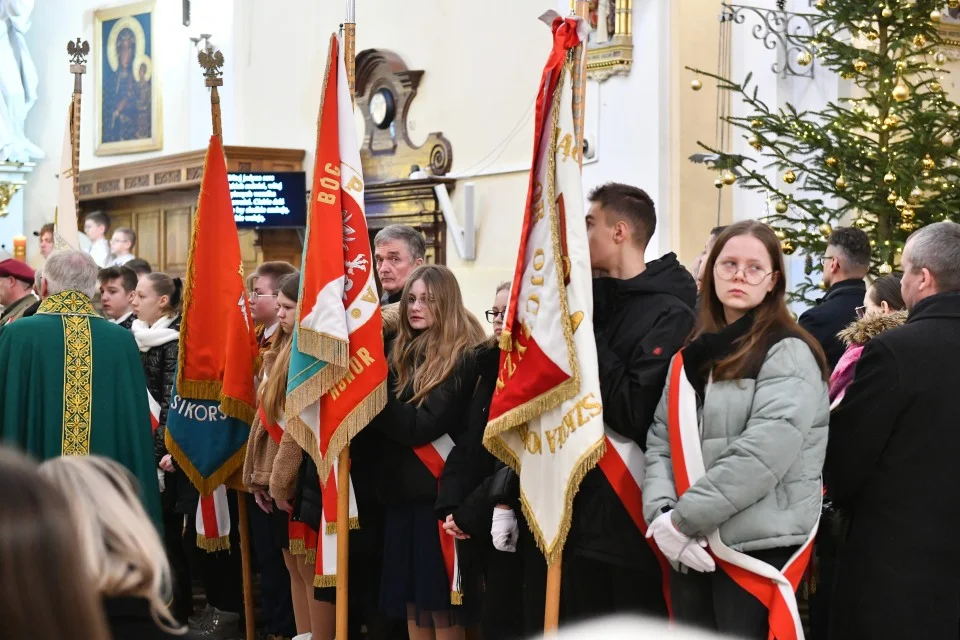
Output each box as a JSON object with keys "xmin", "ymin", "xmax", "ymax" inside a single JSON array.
[{"xmin": 0, "ymin": 290, "xmax": 162, "ymax": 527}]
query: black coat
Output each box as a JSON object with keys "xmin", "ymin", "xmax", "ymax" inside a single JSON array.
[
  {"xmin": 825, "ymin": 292, "xmax": 960, "ymax": 640},
  {"xmin": 798, "ymin": 278, "xmax": 866, "ymax": 371},
  {"xmin": 370, "ymin": 348, "xmax": 479, "ymax": 505},
  {"xmin": 567, "ymin": 253, "xmax": 697, "ymax": 568},
  {"xmin": 104, "ymin": 597, "xmax": 202, "ymax": 640}
]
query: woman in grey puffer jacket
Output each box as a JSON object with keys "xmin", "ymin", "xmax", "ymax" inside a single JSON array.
[{"xmin": 642, "ymin": 221, "xmax": 830, "ymax": 640}]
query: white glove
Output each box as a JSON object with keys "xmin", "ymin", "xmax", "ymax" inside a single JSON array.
[
  {"xmin": 646, "ymin": 511, "xmax": 715, "ymax": 573},
  {"xmin": 491, "ymin": 507, "xmax": 519, "ymax": 553}
]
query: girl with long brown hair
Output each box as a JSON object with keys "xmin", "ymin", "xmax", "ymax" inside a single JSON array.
[
  {"xmin": 642, "ymin": 221, "xmax": 830, "ymax": 639},
  {"xmin": 372, "ymin": 264, "xmax": 485, "ymax": 640}
]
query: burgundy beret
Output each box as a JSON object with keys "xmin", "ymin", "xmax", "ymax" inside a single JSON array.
[{"xmin": 0, "ymin": 258, "xmax": 35, "ymax": 284}]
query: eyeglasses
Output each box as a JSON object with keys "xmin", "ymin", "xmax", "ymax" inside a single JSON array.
[
  {"xmin": 714, "ymin": 260, "xmax": 773, "ymax": 286},
  {"xmin": 485, "ymin": 309, "xmax": 506, "ymax": 323},
  {"xmin": 250, "ymin": 292, "xmax": 278, "ymax": 304},
  {"xmin": 855, "ymin": 305, "xmax": 866, "ymax": 320}
]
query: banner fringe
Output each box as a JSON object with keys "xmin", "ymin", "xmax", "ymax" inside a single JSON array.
[
  {"xmin": 325, "ymin": 516, "xmax": 360, "ymax": 535},
  {"xmin": 483, "ymin": 378, "xmax": 578, "ymax": 441},
  {"xmin": 196, "ymin": 534, "xmax": 231, "ymax": 553},
  {"xmin": 314, "ymin": 574, "xmax": 337, "ymax": 589},
  {"xmin": 165, "ymin": 431, "xmax": 247, "ymax": 496},
  {"xmin": 175, "ymin": 143, "xmax": 208, "ymax": 394},
  {"xmin": 299, "ymin": 330, "xmax": 350, "ymax": 369},
  {"xmin": 220, "ymin": 394, "xmax": 256, "ymax": 426},
  {"xmin": 284, "ymin": 362, "xmax": 347, "ymax": 428},
  {"xmin": 315, "ymin": 380, "xmax": 387, "ymax": 483},
  {"xmin": 305, "ymin": 548, "xmax": 317, "ymax": 565},
  {"xmin": 289, "ymin": 538, "xmax": 306, "ymax": 557},
  {"xmin": 286, "ymin": 415, "xmax": 322, "ymax": 470},
  {"xmin": 450, "ymin": 591, "xmax": 463, "ymax": 606}
]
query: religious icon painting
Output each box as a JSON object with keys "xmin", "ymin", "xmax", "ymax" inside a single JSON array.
[{"xmin": 94, "ymin": 1, "xmax": 162, "ymax": 156}]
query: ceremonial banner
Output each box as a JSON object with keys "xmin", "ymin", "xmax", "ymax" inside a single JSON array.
[
  {"xmin": 286, "ymin": 33, "xmax": 386, "ymax": 483},
  {"xmin": 167, "ymin": 134, "xmax": 258, "ymax": 548},
  {"xmin": 483, "ymin": 16, "xmax": 604, "ymax": 565},
  {"xmin": 668, "ymin": 352, "xmax": 817, "ymax": 640},
  {"xmin": 54, "ymin": 103, "xmax": 80, "ymax": 251},
  {"xmin": 313, "ymin": 462, "xmax": 359, "ymax": 588}
]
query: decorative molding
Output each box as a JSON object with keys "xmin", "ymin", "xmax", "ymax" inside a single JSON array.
[
  {"xmin": 723, "ymin": 2, "xmax": 817, "ymax": 79},
  {"xmin": 78, "ymin": 146, "xmax": 305, "ymax": 201},
  {"xmin": 355, "ymin": 49, "xmax": 453, "ymax": 183},
  {"xmin": 586, "ymin": 0, "xmax": 634, "ymax": 82}
]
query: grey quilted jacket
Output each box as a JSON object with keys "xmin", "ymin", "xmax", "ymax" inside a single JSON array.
[{"xmin": 642, "ymin": 337, "xmax": 829, "ymax": 552}]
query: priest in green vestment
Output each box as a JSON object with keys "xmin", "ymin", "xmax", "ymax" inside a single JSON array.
[{"xmin": 0, "ymin": 250, "xmax": 161, "ymax": 526}]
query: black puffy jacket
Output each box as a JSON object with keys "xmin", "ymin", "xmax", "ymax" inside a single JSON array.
[{"xmin": 140, "ymin": 316, "xmax": 181, "ymax": 462}]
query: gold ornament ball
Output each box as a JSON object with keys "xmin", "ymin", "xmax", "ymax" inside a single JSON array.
[
  {"xmin": 951, "ymin": 0, "xmax": 960, "ymax": 8},
  {"xmin": 936, "ymin": 52, "xmax": 948, "ymax": 66},
  {"xmin": 895, "ymin": 197, "xmax": 908, "ymax": 211},
  {"xmin": 775, "ymin": 200, "xmax": 789, "ymax": 214},
  {"xmin": 923, "ymin": 154, "xmax": 936, "ymax": 171},
  {"xmin": 797, "ymin": 51, "xmax": 813, "ymax": 67},
  {"xmin": 884, "ymin": 171, "xmax": 897, "ymax": 184},
  {"xmin": 815, "ymin": 0, "xmax": 826, "ymax": 8},
  {"xmin": 691, "ymin": 79, "xmax": 703, "ymax": 91},
  {"xmin": 714, "ymin": 178, "xmax": 724, "ymax": 189},
  {"xmin": 944, "ymin": 132, "xmax": 956, "ymax": 147},
  {"xmin": 783, "ymin": 169, "xmax": 797, "ymax": 184},
  {"xmin": 751, "ymin": 118, "xmax": 763, "ymax": 129},
  {"xmin": 867, "ymin": 31, "xmax": 879, "ymax": 42},
  {"xmin": 853, "ymin": 58, "xmax": 868, "ymax": 73},
  {"xmin": 825, "ymin": 156, "xmax": 839, "ymax": 168},
  {"xmin": 932, "ymin": 81, "xmax": 943, "ymax": 93},
  {"xmin": 748, "ymin": 135, "xmax": 763, "ymax": 151},
  {"xmin": 781, "ymin": 240, "xmax": 796, "ymax": 256},
  {"xmin": 775, "ymin": 229, "xmax": 787, "ymax": 240},
  {"xmin": 836, "ymin": 175, "xmax": 848, "ymax": 190},
  {"xmin": 893, "ymin": 79, "xmax": 911, "ymax": 102},
  {"xmin": 721, "ymin": 170, "xmax": 737, "ymax": 186},
  {"xmin": 914, "ymin": 34, "xmax": 927, "ymax": 48},
  {"xmin": 887, "ymin": 190, "xmax": 898, "ymax": 204},
  {"xmin": 882, "ymin": 6, "xmax": 893, "ymax": 18},
  {"xmin": 878, "ymin": 263, "xmax": 893, "ymax": 275},
  {"xmin": 901, "ymin": 206, "xmax": 916, "ymax": 220},
  {"xmin": 854, "ymin": 216, "xmax": 870, "ymax": 229},
  {"xmin": 900, "ymin": 220, "xmax": 916, "ymax": 232},
  {"xmin": 819, "ymin": 223, "xmax": 833, "ymax": 237},
  {"xmin": 932, "ymin": 9, "xmax": 942, "ymax": 23},
  {"xmin": 818, "ymin": 280, "xmax": 828, "ymax": 291}
]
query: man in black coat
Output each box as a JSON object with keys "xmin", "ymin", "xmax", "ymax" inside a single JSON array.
[
  {"xmin": 799, "ymin": 227, "xmax": 871, "ymax": 370},
  {"xmin": 826, "ymin": 221, "xmax": 960, "ymax": 640},
  {"xmin": 562, "ymin": 183, "xmax": 697, "ymax": 622}
]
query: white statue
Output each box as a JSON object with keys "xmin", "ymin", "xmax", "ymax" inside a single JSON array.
[{"xmin": 0, "ymin": 0, "xmax": 42, "ymax": 162}]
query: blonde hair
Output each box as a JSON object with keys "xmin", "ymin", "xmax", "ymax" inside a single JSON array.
[
  {"xmin": 39, "ymin": 456, "xmax": 183, "ymax": 635},
  {"xmin": 392, "ymin": 265, "xmax": 485, "ymax": 404},
  {"xmin": 260, "ymin": 331, "xmax": 292, "ymax": 421}
]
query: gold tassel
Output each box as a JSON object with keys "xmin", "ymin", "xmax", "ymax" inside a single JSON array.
[
  {"xmin": 298, "ymin": 329, "xmax": 350, "ymax": 369},
  {"xmin": 325, "ymin": 516, "xmax": 360, "ymax": 535},
  {"xmin": 196, "ymin": 534, "xmax": 231, "ymax": 553},
  {"xmin": 305, "ymin": 548, "xmax": 317, "ymax": 565},
  {"xmin": 450, "ymin": 591, "xmax": 463, "ymax": 606},
  {"xmin": 314, "ymin": 574, "xmax": 337, "ymax": 589},
  {"xmin": 289, "ymin": 538, "xmax": 306, "ymax": 557},
  {"xmin": 314, "ymin": 381, "xmax": 387, "ymax": 483},
  {"xmin": 165, "ymin": 433, "xmax": 247, "ymax": 497}
]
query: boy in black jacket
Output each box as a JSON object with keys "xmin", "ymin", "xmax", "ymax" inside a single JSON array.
[{"xmin": 562, "ymin": 183, "xmax": 697, "ymax": 621}]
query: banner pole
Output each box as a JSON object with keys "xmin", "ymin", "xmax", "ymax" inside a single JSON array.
[
  {"xmin": 543, "ymin": 3, "xmax": 590, "ymax": 633},
  {"xmin": 67, "ymin": 38, "xmax": 87, "ymax": 215},
  {"xmin": 337, "ymin": 3, "xmax": 357, "ymax": 638}
]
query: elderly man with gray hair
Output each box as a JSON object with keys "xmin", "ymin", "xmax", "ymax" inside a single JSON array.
[
  {"xmin": 825, "ymin": 221, "xmax": 960, "ymax": 640},
  {"xmin": 373, "ymin": 224, "xmax": 426, "ymax": 305},
  {"xmin": 0, "ymin": 249, "xmax": 161, "ymax": 527}
]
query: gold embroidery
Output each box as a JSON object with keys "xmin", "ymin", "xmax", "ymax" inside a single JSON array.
[
  {"xmin": 61, "ymin": 315, "xmax": 93, "ymax": 456},
  {"xmin": 37, "ymin": 290, "xmax": 98, "ymax": 316}
]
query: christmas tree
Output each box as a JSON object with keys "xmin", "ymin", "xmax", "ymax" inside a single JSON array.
[{"xmin": 690, "ymin": 0, "xmax": 960, "ymax": 302}]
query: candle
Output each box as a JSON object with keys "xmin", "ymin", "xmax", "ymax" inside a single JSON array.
[{"xmin": 12, "ymin": 235, "xmax": 26, "ymax": 261}]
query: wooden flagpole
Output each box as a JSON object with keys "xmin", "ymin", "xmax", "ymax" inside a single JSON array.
[
  {"xmin": 543, "ymin": 1, "xmax": 590, "ymax": 633},
  {"xmin": 198, "ymin": 48, "xmax": 255, "ymax": 640},
  {"xmin": 337, "ymin": 2, "xmax": 357, "ymax": 638},
  {"xmin": 67, "ymin": 38, "xmax": 88, "ymax": 216}
]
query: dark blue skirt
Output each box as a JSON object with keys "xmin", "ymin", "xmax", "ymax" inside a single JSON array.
[{"xmin": 380, "ymin": 504, "xmax": 471, "ymax": 628}]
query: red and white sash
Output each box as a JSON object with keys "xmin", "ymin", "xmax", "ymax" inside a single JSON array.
[
  {"xmin": 313, "ymin": 461, "xmax": 359, "ymax": 587},
  {"xmin": 412, "ymin": 434, "xmax": 462, "ymax": 605},
  {"xmin": 148, "ymin": 390, "xmax": 161, "ymax": 432},
  {"xmin": 596, "ymin": 427, "xmax": 672, "ymax": 613},
  {"xmin": 195, "ymin": 484, "xmax": 231, "ymax": 551},
  {"xmin": 667, "ymin": 352, "xmax": 818, "ymax": 640}
]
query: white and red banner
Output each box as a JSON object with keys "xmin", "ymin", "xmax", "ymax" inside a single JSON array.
[
  {"xmin": 313, "ymin": 461, "xmax": 359, "ymax": 588},
  {"xmin": 195, "ymin": 484, "xmax": 231, "ymax": 552},
  {"xmin": 667, "ymin": 352, "xmax": 818, "ymax": 640},
  {"xmin": 413, "ymin": 435, "xmax": 462, "ymax": 604},
  {"xmin": 483, "ymin": 15, "xmax": 604, "ymax": 565},
  {"xmin": 54, "ymin": 103, "xmax": 80, "ymax": 251},
  {"xmin": 286, "ymin": 33, "xmax": 387, "ymax": 484}
]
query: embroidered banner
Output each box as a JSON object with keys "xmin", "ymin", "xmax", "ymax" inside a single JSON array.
[
  {"xmin": 483, "ymin": 15, "xmax": 603, "ymax": 565},
  {"xmin": 286, "ymin": 33, "xmax": 387, "ymax": 484}
]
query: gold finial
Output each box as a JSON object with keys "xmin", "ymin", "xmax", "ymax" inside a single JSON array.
[{"xmin": 198, "ymin": 49, "xmax": 225, "ymax": 87}]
